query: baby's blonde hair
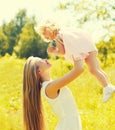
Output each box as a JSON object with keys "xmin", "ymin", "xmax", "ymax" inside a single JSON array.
[{"xmin": 38, "ymin": 20, "xmax": 60, "ymax": 35}]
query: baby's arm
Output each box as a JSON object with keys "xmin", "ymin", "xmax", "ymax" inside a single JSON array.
[
  {"xmin": 47, "ymin": 34, "xmax": 65, "ymax": 56},
  {"xmin": 47, "ymin": 46, "xmax": 64, "ymax": 56}
]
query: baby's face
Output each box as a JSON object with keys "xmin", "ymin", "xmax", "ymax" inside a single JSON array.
[{"xmin": 43, "ymin": 28, "xmax": 55, "ymax": 41}]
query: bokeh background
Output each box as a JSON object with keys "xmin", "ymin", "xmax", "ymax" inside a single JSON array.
[{"xmin": 0, "ymin": 0, "xmax": 115, "ymax": 130}]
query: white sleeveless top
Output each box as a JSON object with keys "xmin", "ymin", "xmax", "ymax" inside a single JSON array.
[{"xmin": 41, "ymin": 81, "xmax": 79, "ymax": 119}]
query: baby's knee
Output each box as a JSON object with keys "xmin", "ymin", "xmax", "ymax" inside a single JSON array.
[{"xmin": 89, "ymin": 68, "xmax": 98, "ymax": 75}]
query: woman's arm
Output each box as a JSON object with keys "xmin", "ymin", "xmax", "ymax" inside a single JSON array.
[{"xmin": 46, "ymin": 56, "xmax": 84, "ymax": 98}]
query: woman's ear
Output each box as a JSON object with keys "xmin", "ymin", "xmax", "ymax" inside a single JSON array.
[
  {"xmin": 36, "ymin": 69, "xmax": 41, "ymax": 77},
  {"xmin": 37, "ymin": 69, "xmax": 40, "ymax": 73}
]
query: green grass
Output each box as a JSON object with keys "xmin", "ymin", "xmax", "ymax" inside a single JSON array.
[{"xmin": 0, "ymin": 55, "xmax": 115, "ymax": 130}]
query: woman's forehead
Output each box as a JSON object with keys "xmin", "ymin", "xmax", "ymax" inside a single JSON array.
[
  {"xmin": 29, "ymin": 57, "xmax": 41, "ymax": 64},
  {"xmin": 34, "ymin": 57, "xmax": 42, "ymax": 62}
]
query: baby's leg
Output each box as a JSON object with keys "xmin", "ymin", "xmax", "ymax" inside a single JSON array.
[
  {"xmin": 85, "ymin": 51, "xmax": 109, "ymax": 87},
  {"xmin": 85, "ymin": 51, "xmax": 115, "ymax": 102}
]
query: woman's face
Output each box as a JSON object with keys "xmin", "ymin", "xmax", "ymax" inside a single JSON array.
[{"xmin": 35, "ymin": 57, "xmax": 52, "ymax": 73}]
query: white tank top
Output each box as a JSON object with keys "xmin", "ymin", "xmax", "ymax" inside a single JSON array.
[{"xmin": 41, "ymin": 81, "xmax": 79, "ymax": 119}]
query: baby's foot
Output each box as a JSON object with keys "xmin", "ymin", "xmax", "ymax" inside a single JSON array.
[{"xmin": 102, "ymin": 84, "xmax": 115, "ymax": 103}]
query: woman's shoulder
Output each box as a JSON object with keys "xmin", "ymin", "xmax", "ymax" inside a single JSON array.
[
  {"xmin": 41, "ymin": 80, "xmax": 52, "ymax": 97},
  {"xmin": 42, "ymin": 80, "xmax": 52, "ymax": 88},
  {"xmin": 41, "ymin": 80, "xmax": 68, "ymax": 100}
]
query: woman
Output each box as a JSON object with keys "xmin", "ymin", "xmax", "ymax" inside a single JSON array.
[{"xmin": 23, "ymin": 56, "xmax": 83, "ymax": 130}]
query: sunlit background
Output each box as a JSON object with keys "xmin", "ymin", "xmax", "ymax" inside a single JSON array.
[
  {"xmin": 0, "ymin": 1, "xmax": 115, "ymax": 130},
  {"xmin": 0, "ymin": 0, "xmax": 115, "ymax": 42}
]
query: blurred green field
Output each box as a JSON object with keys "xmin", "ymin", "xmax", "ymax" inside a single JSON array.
[{"xmin": 0, "ymin": 55, "xmax": 115, "ymax": 130}]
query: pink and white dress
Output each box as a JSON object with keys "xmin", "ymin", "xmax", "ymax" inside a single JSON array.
[{"xmin": 60, "ymin": 29, "xmax": 98, "ymax": 61}]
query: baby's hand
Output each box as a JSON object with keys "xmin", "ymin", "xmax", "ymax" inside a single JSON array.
[{"xmin": 47, "ymin": 46, "xmax": 56, "ymax": 54}]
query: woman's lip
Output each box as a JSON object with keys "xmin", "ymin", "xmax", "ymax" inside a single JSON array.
[
  {"xmin": 47, "ymin": 61, "xmax": 51, "ymax": 65},
  {"xmin": 46, "ymin": 60, "xmax": 51, "ymax": 65},
  {"xmin": 48, "ymin": 61, "xmax": 52, "ymax": 66}
]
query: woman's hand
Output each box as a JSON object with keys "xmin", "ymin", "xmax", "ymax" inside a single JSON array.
[{"xmin": 72, "ymin": 55, "xmax": 83, "ymax": 70}]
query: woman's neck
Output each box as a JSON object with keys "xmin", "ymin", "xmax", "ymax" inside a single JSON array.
[{"xmin": 41, "ymin": 71, "xmax": 51, "ymax": 82}]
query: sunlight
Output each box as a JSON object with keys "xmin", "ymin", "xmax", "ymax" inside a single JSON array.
[{"xmin": 0, "ymin": 0, "xmax": 56, "ymax": 24}]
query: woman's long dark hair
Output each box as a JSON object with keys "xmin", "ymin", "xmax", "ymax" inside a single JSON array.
[{"xmin": 23, "ymin": 57, "xmax": 45, "ymax": 130}]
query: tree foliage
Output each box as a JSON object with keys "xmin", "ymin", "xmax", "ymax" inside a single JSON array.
[
  {"xmin": 54, "ymin": 0, "xmax": 115, "ymax": 42},
  {"xmin": 14, "ymin": 23, "xmax": 48, "ymax": 58},
  {"xmin": 0, "ymin": 27, "xmax": 9, "ymax": 55},
  {"xmin": 0, "ymin": 2, "xmax": 115, "ymax": 61},
  {"xmin": 0, "ymin": 9, "xmax": 48, "ymax": 58}
]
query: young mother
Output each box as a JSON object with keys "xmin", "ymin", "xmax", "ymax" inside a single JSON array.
[{"xmin": 23, "ymin": 56, "xmax": 83, "ymax": 130}]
